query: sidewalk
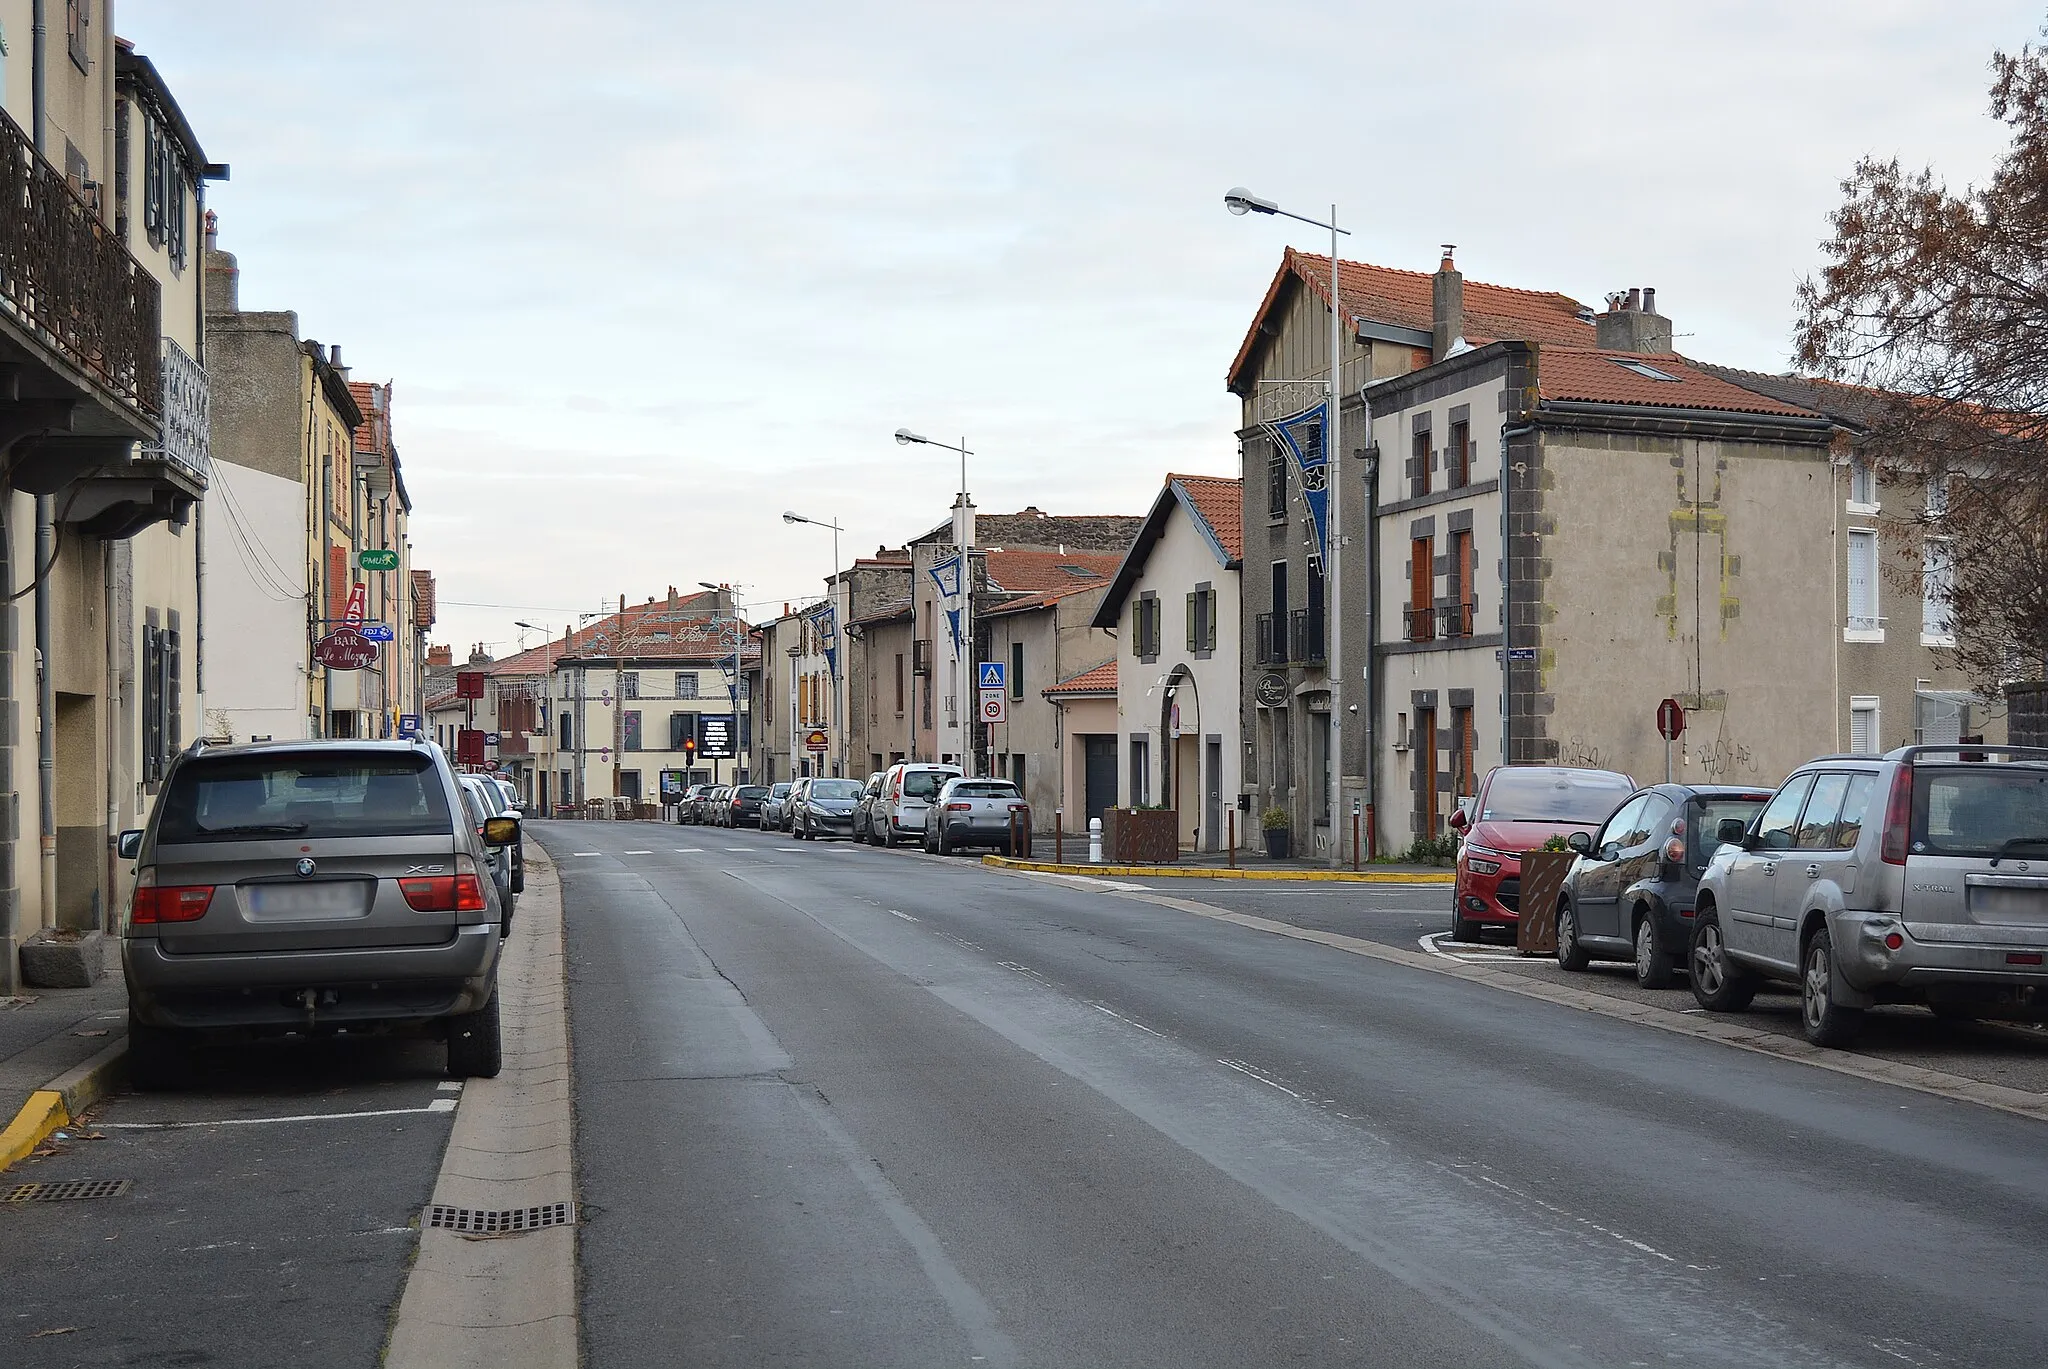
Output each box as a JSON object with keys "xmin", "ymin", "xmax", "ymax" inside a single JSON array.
[
  {"xmin": 985, "ymin": 846, "xmax": 1455, "ymax": 883},
  {"xmin": 0, "ymin": 938, "xmax": 129, "ymax": 1172}
]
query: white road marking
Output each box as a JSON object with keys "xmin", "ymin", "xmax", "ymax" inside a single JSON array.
[
  {"xmin": 890, "ymin": 910, "xmax": 919, "ymax": 922},
  {"xmin": 571, "ymin": 851, "xmax": 601, "ymax": 857},
  {"xmin": 435, "ymin": 1081, "xmax": 463, "ymax": 1093},
  {"xmin": 103, "ymin": 1098, "xmax": 458, "ymax": 1129},
  {"xmin": 1419, "ymin": 930, "xmax": 1526, "ymax": 963},
  {"xmin": 723, "ymin": 846, "xmax": 752, "ymax": 852},
  {"xmin": 1460, "ymin": 1168, "xmax": 1710, "ymax": 1270},
  {"xmin": 624, "ymin": 850, "xmax": 653, "ymax": 855},
  {"xmin": 1216, "ymin": 1057, "xmax": 1306, "ymax": 1100},
  {"xmin": 1093, "ymin": 1003, "xmax": 1166, "ymax": 1037}
]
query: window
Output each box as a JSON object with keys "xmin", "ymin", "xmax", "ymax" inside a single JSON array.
[
  {"xmin": 1267, "ymin": 448, "xmax": 1288, "ymax": 520},
  {"xmin": 1134, "ymin": 594, "xmax": 1161, "ymax": 659},
  {"xmin": 1448, "ymin": 420, "xmax": 1470, "ymax": 489},
  {"xmin": 1129, "ymin": 735, "xmax": 1150, "ymax": 805},
  {"xmin": 1848, "ymin": 457, "xmax": 1877, "ymax": 509},
  {"xmin": 620, "ymin": 671, "xmax": 640, "ymax": 700},
  {"xmin": 1612, "ymin": 359, "xmax": 1680, "ymax": 382},
  {"xmin": 1849, "ymin": 697, "xmax": 1880, "ymax": 755},
  {"xmin": 1186, "ymin": 586, "xmax": 1217, "ymax": 655},
  {"xmin": 1415, "ymin": 706, "xmax": 1437, "ymax": 835},
  {"xmin": 1597, "ymin": 796, "xmax": 1649, "ymax": 853},
  {"xmin": 1409, "ymin": 537, "xmax": 1434, "ymax": 641},
  {"xmin": 675, "ymin": 671, "xmax": 698, "ymax": 699},
  {"xmin": 1846, "ymin": 529, "xmax": 1880, "ymax": 637},
  {"xmin": 67, "ymin": 0, "xmax": 90, "ymax": 72},
  {"xmin": 142, "ymin": 114, "xmax": 189, "ymax": 269},
  {"xmin": 157, "ymin": 754, "xmax": 454, "ymax": 843},
  {"xmin": 1754, "ymin": 775, "xmax": 1816, "ymax": 851},
  {"xmin": 1411, "ymin": 427, "xmax": 1432, "ymax": 498},
  {"xmin": 1795, "ymin": 773, "xmax": 1850, "ymax": 849},
  {"xmin": 1446, "ymin": 531, "xmax": 1474, "ymax": 637},
  {"xmin": 1925, "ymin": 472, "xmax": 1951, "ymax": 519},
  {"xmin": 1922, "ymin": 539, "xmax": 1953, "ymax": 644},
  {"xmin": 1010, "ymin": 641, "xmax": 1024, "ymax": 700},
  {"xmin": 140, "ymin": 618, "xmax": 181, "ymax": 783},
  {"xmin": 894, "ymin": 653, "xmax": 905, "ymax": 716},
  {"xmin": 1452, "ymin": 705, "xmax": 1477, "ymax": 799}
]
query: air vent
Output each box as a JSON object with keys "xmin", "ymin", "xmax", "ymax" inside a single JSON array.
[
  {"xmin": 6, "ymin": 1179, "xmax": 132, "ymax": 1203},
  {"xmin": 425, "ymin": 1201, "xmax": 575, "ymax": 1236}
]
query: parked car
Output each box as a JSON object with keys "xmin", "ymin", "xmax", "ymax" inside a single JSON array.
[
  {"xmin": 463, "ymin": 773, "xmax": 526, "ymax": 897},
  {"xmin": 870, "ymin": 762, "xmax": 964, "ymax": 848},
  {"xmin": 923, "ymin": 776, "xmax": 1028, "ymax": 855},
  {"xmin": 758, "ymin": 782, "xmax": 793, "ymax": 830},
  {"xmin": 692, "ymin": 785, "xmax": 728, "ymax": 826},
  {"xmin": 676, "ymin": 784, "xmax": 710, "ymax": 824},
  {"xmin": 1553, "ymin": 783, "xmax": 1772, "ymax": 987},
  {"xmin": 792, "ymin": 776, "xmax": 865, "ymax": 839},
  {"xmin": 853, "ymin": 772, "xmax": 886, "ymax": 841},
  {"xmin": 724, "ymin": 784, "xmax": 768, "ymax": 828},
  {"xmin": 1691, "ymin": 744, "xmax": 2048, "ymax": 1047},
  {"xmin": 118, "ymin": 738, "xmax": 513, "ymax": 1085},
  {"xmin": 1449, "ymin": 765, "xmax": 1636, "ymax": 942},
  {"xmin": 460, "ymin": 776, "xmax": 518, "ymax": 918},
  {"xmin": 488, "ymin": 774, "xmax": 523, "ymax": 815}
]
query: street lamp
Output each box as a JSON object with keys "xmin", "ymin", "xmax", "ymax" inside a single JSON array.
[
  {"xmin": 699, "ymin": 582, "xmax": 747, "ymax": 785},
  {"xmin": 896, "ymin": 427, "xmax": 978, "ymax": 772},
  {"xmin": 1226, "ymin": 185, "xmax": 1352, "ymax": 867},
  {"xmin": 783, "ymin": 511, "xmax": 847, "ymax": 777}
]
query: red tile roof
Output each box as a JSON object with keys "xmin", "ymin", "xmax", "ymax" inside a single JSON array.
[
  {"xmin": 1229, "ymin": 248, "xmax": 1594, "ymax": 389},
  {"xmin": 1537, "ymin": 349, "xmax": 1820, "ymax": 418},
  {"xmin": 410, "ymin": 569, "xmax": 436, "ymax": 630},
  {"xmin": 348, "ymin": 380, "xmax": 390, "ymax": 454},
  {"xmin": 980, "ymin": 549, "xmax": 1123, "ymax": 593},
  {"xmin": 983, "ymin": 579, "xmax": 1109, "ymax": 617},
  {"xmin": 492, "ymin": 595, "xmax": 761, "ymax": 672},
  {"xmin": 1170, "ymin": 474, "xmax": 1242, "ymax": 560},
  {"xmin": 1043, "ymin": 659, "xmax": 1116, "ymax": 697}
]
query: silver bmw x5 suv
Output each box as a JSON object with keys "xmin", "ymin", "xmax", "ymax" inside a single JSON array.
[
  {"xmin": 1691, "ymin": 744, "xmax": 2048, "ymax": 1046},
  {"xmin": 119, "ymin": 738, "xmax": 518, "ymax": 1085}
]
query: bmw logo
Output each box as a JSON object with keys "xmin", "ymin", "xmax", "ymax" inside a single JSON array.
[{"xmin": 296, "ymin": 857, "xmax": 317, "ymax": 878}]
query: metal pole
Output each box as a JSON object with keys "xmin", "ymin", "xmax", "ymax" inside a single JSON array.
[
  {"xmin": 961, "ymin": 437, "xmax": 974, "ymax": 776},
  {"xmin": 1325, "ymin": 209, "xmax": 1345, "ymax": 868},
  {"xmin": 1228, "ymin": 808, "xmax": 1236, "ymax": 869},
  {"xmin": 832, "ymin": 523, "xmax": 844, "ymax": 779}
]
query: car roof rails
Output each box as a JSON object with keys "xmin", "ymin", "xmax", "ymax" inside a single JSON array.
[{"xmin": 1891, "ymin": 743, "xmax": 2048, "ymax": 764}]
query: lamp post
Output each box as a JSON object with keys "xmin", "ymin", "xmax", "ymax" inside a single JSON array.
[
  {"xmin": 698, "ymin": 582, "xmax": 747, "ymax": 784},
  {"xmin": 782, "ymin": 511, "xmax": 846, "ymax": 777},
  {"xmin": 1225, "ymin": 186, "xmax": 1351, "ymax": 867},
  {"xmin": 514, "ymin": 619, "xmax": 552, "ymax": 809},
  {"xmin": 895, "ymin": 428, "xmax": 976, "ymax": 772}
]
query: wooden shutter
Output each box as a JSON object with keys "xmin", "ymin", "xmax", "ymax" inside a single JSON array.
[
  {"xmin": 1410, "ymin": 539, "xmax": 1433, "ymax": 638},
  {"xmin": 1187, "ymin": 592, "xmax": 1198, "ymax": 651},
  {"xmin": 328, "ymin": 545, "xmax": 348, "ymax": 620},
  {"xmin": 1204, "ymin": 590, "xmax": 1217, "ymax": 650}
]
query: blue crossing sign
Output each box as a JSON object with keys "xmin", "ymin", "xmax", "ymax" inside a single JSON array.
[{"xmin": 978, "ymin": 662, "xmax": 1006, "ymax": 690}]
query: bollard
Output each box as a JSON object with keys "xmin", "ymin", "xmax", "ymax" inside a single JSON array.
[
  {"xmin": 1055, "ymin": 810, "xmax": 1063, "ymax": 865},
  {"xmin": 1089, "ymin": 816, "xmax": 1103, "ymax": 864},
  {"xmin": 1227, "ymin": 809, "xmax": 1236, "ymax": 869},
  {"xmin": 1352, "ymin": 801, "xmax": 1362, "ymax": 872}
]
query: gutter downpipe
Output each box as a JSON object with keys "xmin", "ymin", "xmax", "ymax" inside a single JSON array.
[
  {"xmin": 1499, "ymin": 419, "xmax": 1537, "ymax": 768},
  {"xmin": 32, "ymin": 0, "xmax": 56, "ymax": 936},
  {"xmin": 1360, "ymin": 382, "xmax": 1382, "ymax": 860}
]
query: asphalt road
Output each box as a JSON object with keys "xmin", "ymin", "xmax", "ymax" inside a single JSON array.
[
  {"xmin": 0, "ymin": 1034, "xmax": 456, "ymax": 1368},
  {"xmin": 554, "ymin": 820, "xmax": 2048, "ymax": 1369}
]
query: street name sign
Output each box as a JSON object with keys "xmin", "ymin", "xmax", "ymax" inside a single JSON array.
[
  {"xmin": 356, "ymin": 548, "xmax": 400, "ymax": 572},
  {"xmin": 979, "ymin": 688, "xmax": 1006, "ymax": 724},
  {"xmin": 313, "ymin": 628, "xmax": 377, "ymax": 671}
]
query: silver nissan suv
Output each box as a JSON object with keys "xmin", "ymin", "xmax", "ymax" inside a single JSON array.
[
  {"xmin": 1690, "ymin": 744, "xmax": 2048, "ymax": 1046},
  {"xmin": 119, "ymin": 738, "xmax": 517, "ymax": 1084}
]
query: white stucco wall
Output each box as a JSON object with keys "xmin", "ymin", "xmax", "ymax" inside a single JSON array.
[{"xmin": 199, "ymin": 459, "xmax": 309, "ymax": 741}]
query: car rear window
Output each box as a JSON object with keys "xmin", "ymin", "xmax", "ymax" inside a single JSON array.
[
  {"xmin": 951, "ymin": 783, "xmax": 1019, "ymax": 799},
  {"xmin": 902, "ymin": 770, "xmax": 958, "ymax": 800},
  {"xmin": 1915, "ymin": 767, "xmax": 2048, "ymax": 858},
  {"xmin": 812, "ymin": 779, "xmax": 864, "ymax": 799},
  {"xmin": 736, "ymin": 786, "xmax": 767, "ymax": 799},
  {"xmin": 1691, "ymin": 796, "xmax": 1768, "ymax": 864},
  {"xmin": 1480, "ymin": 769, "xmax": 1634, "ymax": 824},
  {"xmin": 158, "ymin": 754, "xmax": 454, "ymax": 842}
]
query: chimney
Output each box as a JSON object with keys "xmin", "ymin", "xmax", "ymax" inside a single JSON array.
[
  {"xmin": 204, "ymin": 209, "xmax": 218, "ymax": 250},
  {"xmin": 428, "ymin": 645, "xmax": 453, "ymax": 668},
  {"xmin": 468, "ymin": 644, "xmax": 491, "ymax": 666},
  {"xmin": 667, "ymin": 586, "xmax": 678, "ymax": 612},
  {"xmin": 1594, "ymin": 286, "xmax": 1674, "ymax": 354},
  {"xmin": 329, "ymin": 344, "xmax": 342, "ymax": 368},
  {"xmin": 1431, "ymin": 245, "xmax": 1464, "ymax": 361}
]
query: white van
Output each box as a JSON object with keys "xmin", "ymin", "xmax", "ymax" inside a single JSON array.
[{"xmin": 871, "ymin": 762, "xmax": 964, "ymax": 847}]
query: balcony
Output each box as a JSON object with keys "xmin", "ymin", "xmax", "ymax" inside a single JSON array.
[
  {"xmin": 1404, "ymin": 605, "xmax": 1435, "ymax": 643},
  {"xmin": 1253, "ymin": 612, "xmax": 1285, "ymax": 666},
  {"xmin": 0, "ymin": 105, "xmax": 162, "ymax": 427},
  {"xmin": 912, "ymin": 638, "xmax": 934, "ymax": 676},
  {"xmin": 1436, "ymin": 600, "xmax": 1476, "ymax": 639},
  {"xmin": 1287, "ymin": 608, "xmax": 1325, "ymax": 665}
]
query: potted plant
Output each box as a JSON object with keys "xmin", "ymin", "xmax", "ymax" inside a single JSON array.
[
  {"xmin": 1261, "ymin": 806, "xmax": 1291, "ymax": 859},
  {"xmin": 1516, "ymin": 833, "xmax": 1577, "ymax": 956}
]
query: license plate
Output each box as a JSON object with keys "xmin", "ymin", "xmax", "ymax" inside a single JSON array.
[
  {"xmin": 245, "ymin": 881, "xmax": 370, "ymax": 919},
  {"xmin": 1967, "ymin": 885, "xmax": 2048, "ymax": 924}
]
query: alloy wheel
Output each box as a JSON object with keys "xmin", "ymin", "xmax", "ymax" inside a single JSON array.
[
  {"xmin": 1693, "ymin": 923, "xmax": 1724, "ymax": 995},
  {"xmin": 1636, "ymin": 921, "xmax": 1655, "ymax": 979},
  {"xmin": 1803, "ymin": 941, "xmax": 1830, "ymax": 1032}
]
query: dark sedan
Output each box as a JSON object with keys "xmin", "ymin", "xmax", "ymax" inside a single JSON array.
[
  {"xmin": 1554, "ymin": 782, "xmax": 1773, "ymax": 988},
  {"xmin": 722, "ymin": 784, "xmax": 768, "ymax": 827}
]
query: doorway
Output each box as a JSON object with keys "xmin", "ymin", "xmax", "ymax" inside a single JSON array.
[
  {"xmin": 1204, "ymin": 738, "xmax": 1222, "ymax": 853},
  {"xmin": 55, "ymin": 693, "xmax": 103, "ymax": 931},
  {"xmin": 1082, "ymin": 735, "xmax": 1117, "ymax": 823}
]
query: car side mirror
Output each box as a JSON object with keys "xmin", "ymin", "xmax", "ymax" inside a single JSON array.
[
  {"xmin": 1716, "ymin": 817, "xmax": 1748, "ymax": 847},
  {"xmin": 1449, "ymin": 807, "xmax": 1469, "ymax": 832},
  {"xmin": 482, "ymin": 815, "xmax": 520, "ymax": 847},
  {"xmin": 1599, "ymin": 842, "xmax": 1622, "ymax": 863},
  {"xmin": 1566, "ymin": 830, "xmax": 1591, "ymax": 854},
  {"xmin": 117, "ymin": 829, "xmax": 143, "ymax": 860}
]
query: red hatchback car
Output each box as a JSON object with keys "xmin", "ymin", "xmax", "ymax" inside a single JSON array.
[{"xmin": 1449, "ymin": 765, "xmax": 1636, "ymax": 942}]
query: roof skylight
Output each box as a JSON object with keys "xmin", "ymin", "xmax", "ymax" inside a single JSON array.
[{"xmin": 1612, "ymin": 359, "xmax": 1680, "ymax": 382}]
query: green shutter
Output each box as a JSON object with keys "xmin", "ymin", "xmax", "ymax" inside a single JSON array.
[{"xmin": 1186, "ymin": 593, "xmax": 1197, "ymax": 651}]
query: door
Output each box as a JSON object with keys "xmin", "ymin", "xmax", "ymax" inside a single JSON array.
[
  {"xmin": 1083, "ymin": 736, "xmax": 1117, "ymax": 824},
  {"xmin": 1769, "ymin": 772, "xmax": 1860, "ymax": 963},
  {"xmin": 1575, "ymin": 794, "xmax": 1647, "ymax": 942},
  {"xmin": 1204, "ymin": 739, "xmax": 1222, "ymax": 854},
  {"xmin": 1415, "ymin": 708, "xmax": 1438, "ymax": 837},
  {"xmin": 1614, "ymin": 793, "xmax": 1677, "ymax": 939},
  {"xmin": 1723, "ymin": 774, "xmax": 1815, "ymax": 970}
]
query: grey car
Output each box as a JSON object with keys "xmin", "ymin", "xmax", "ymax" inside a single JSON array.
[
  {"xmin": 792, "ymin": 777, "xmax": 864, "ymax": 839},
  {"xmin": 460, "ymin": 776, "xmax": 518, "ymax": 919},
  {"xmin": 1692, "ymin": 743, "xmax": 2048, "ymax": 1046},
  {"xmin": 758, "ymin": 782, "xmax": 793, "ymax": 830},
  {"xmin": 924, "ymin": 777, "xmax": 1027, "ymax": 856},
  {"xmin": 120, "ymin": 739, "xmax": 516, "ymax": 1085},
  {"xmin": 853, "ymin": 772, "xmax": 885, "ymax": 841},
  {"xmin": 465, "ymin": 773, "xmax": 524, "ymax": 895}
]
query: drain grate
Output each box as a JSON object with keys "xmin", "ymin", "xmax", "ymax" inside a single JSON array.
[
  {"xmin": 5, "ymin": 1178, "xmax": 131, "ymax": 1203},
  {"xmin": 425, "ymin": 1201, "xmax": 575, "ymax": 1235}
]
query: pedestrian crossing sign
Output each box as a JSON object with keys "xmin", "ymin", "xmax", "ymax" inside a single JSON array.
[{"xmin": 978, "ymin": 662, "xmax": 1006, "ymax": 690}]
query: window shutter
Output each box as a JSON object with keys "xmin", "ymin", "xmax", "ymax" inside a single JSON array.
[
  {"xmin": 1204, "ymin": 591, "xmax": 1217, "ymax": 650},
  {"xmin": 1847, "ymin": 531, "xmax": 1876, "ymax": 630},
  {"xmin": 140, "ymin": 626, "xmax": 163, "ymax": 781},
  {"xmin": 165, "ymin": 626, "xmax": 182, "ymax": 753},
  {"xmin": 1187, "ymin": 592, "xmax": 1198, "ymax": 651},
  {"xmin": 1850, "ymin": 705, "xmax": 1877, "ymax": 755}
]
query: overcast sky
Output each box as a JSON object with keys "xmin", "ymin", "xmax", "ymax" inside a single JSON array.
[{"xmin": 127, "ymin": 0, "xmax": 2040, "ymax": 657}]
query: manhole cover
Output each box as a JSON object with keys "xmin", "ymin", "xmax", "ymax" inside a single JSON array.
[
  {"xmin": 5, "ymin": 1179, "xmax": 131, "ymax": 1203},
  {"xmin": 425, "ymin": 1201, "xmax": 575, "ymax": 1235}
]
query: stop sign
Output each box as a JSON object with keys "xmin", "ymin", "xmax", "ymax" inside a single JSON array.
[{"xmin": 1657, "ymin": 698, "xmax": 1686, "ymax": 741}]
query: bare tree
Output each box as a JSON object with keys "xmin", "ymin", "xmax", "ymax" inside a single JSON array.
[{"xmin": 1796, "ymin": 27, "xmax": 2048, "ymax": 693}]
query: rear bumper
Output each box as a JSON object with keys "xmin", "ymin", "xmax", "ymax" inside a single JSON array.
[
  {"xmin": 124, "ymin": 921, "xmax": 501, "ymax": 1029},
  {"xmin": 1832, "ymin": 911, "xmax": 2048, "ymax": 997},
  {"xmin": 943, "ymin": 819, "xmax": 1016, "ymax": 846}
]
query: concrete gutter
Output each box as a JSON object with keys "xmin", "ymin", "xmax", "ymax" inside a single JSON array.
[
  {"xmin": 983, "ymin": 855, "xmax": 1454, "ymax": 884},
  {"xmin": 385, "ymin": 845, "xmax": 578, "ymax": 1368},
  {"xmin": 0, "ymin": 1038, "xmax": 127, "ymax": 1175}
]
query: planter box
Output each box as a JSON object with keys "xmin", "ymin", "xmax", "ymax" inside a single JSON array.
[
  {"xmin": 1103, "ymin": 808, "xmax": 1178, "ymax": 864},
  {"xmin": 1262, "ymin": 827, "xmax": 1291, "ymax": 859},
  {"xmin": 1515, "ymin": 850, "xmax": 1576, "ymax": 956}
]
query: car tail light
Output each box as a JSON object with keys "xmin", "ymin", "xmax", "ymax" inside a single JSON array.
[
  {"xmin": 946, "ymin": 802, "xmax": 972, "ymax": 811},
  {"xmin": 1663, "ymin": 838, "xmax": 1686, "ymax": 863},
  {"xmin": 2008, "ymin": 951, "xmax": 2045, "ymax": 966},
  {"xmin": 399, "ymin": 873, "xmax": 488, "ymax": 912},
  {"xmin": 1009, "ymin": 803, "xmax": 1028, "ymax": 812},
  {"xmin": 1880, "ymin": 766, "xmax": 1914, "ymax": 865},
  {"xmin": 1884, "ymin": 932, "xmax": 1905, "ymax": 950},
  {"xmin": 130, "ymin": 871, "xmax": 215, "ymax": 925}
]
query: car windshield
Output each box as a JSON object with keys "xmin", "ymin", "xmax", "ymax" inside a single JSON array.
[
  {"xmin": 902, "ymin": 770, "xmax": 957, "ymax": 800},
  {"xmin": 1480, "ymin": 769, "xmax": 1634, "ymax": 824},
  {"xmin": 812, "ymin": 779, "xmax": 864, "ymax": 799},
  {"xmin": 950, "ymin": 783, "xmax": 1019, "ymax": 799},
  {"xmin": 1914, "ymin": 767, "xmax": 2048, "ymax": 858},
  {"xmin": 158, "ymin": 754, "xmax": 454, "ymax": 841},
  {"xmin": 1692, "ymin": 796, "xmax": 1769, "ymax": 864}
]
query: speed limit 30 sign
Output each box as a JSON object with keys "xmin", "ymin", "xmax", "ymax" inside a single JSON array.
[{"xmin": 979, "ymin": 688, "xmax": 1007, "ymax": 723}]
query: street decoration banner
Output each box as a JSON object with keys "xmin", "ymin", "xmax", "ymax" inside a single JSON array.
[
  {"xmin": 944, "ymin": 607, "xmax": 963, "ymax": 660},
  {"xmin": 928, "ymin": 554, "xmax": 962, "ymax": 601},
  {"xmin": 1263, "ymin": 401, "xmax": 1330, "ymax": 567},
  {"xmin": 805, "ymin": 601, "xmax": 838, "ymax": 674}
]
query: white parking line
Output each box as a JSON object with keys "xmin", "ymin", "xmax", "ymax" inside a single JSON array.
[
  {"xmin": 674, "ymin": 847, "xmax": 704, "ymax": 853},
  {"xmin": 103, "ymin": 1098, "xmax": 458, "ymax": 1129},
  {"xmin": 1418, "ymin": 930, "xmax": 1526, "ymax": 963},
  {"xmin": 624, "ymin": 850, "xmax": 653, "ymax": 855},
  {"xmin": 571, "ymin": 851, "xmax": 601, "ymax": 857}
]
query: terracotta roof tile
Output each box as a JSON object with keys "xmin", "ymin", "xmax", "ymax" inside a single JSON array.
[
  {"xmin": 983, "ymin": 579, "xmax": 1109, "ymax": 617},
  {"xmin": 1043, "ymin": 659, "xmax": 1116, "ymax": 697},
  {"xmin": 1169, "ymin": 474, "xmax": 1242, "ymax": 560},
  {"xmin": 1538, "ymin": 349, "xmax": 1821, "ymax": 418},
  {"xmin": 980, "ymin": 549, "xmax": 1123, "ymax": 593}
]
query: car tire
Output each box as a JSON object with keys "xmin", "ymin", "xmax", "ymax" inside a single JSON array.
[
  {"xmin": 1449, "ymin": 902, "xmax": 1481, "ymax": 944},
  {"xmin": 1688, "ymin": 906, "xmax": 1758, "ymax": 1012},
  {"xmin": 937, "ymin": 829, "xmax": 952, "ymax": 856},
  {"xmin": 1556, "ymin": 900, "xmax": 1591, "ymax": 972},
  {"xmin": 446, "ymin": 990, "xmax": 503, "ymax": 1079},
  {"xmin": 1633, "ymin": 912, "xmax": 1677, "ymax": 989},
  {"xmin": 126, "ymin": 1012, "xmax": 189, "ymax": 1091},
  {"xmin": 1800, "ymin": 924, "xmax": 1865, "ymax": 1048}
]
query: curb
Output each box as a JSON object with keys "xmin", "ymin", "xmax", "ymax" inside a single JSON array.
[
  {"xmin": 0, "ymin": 1037, "xmax": 128, "ymax": 1175},
  {"xmin": 981, "ymin": 855, "xmax": 1455, "ymax": 884}
]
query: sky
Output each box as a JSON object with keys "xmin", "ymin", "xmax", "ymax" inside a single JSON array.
[{"xmin": 124, "ymin": 0, "xmax": 2042, "ymax": 658}]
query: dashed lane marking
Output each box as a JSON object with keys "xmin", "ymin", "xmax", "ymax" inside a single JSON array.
[
  {"xmin": 624, "ymin": 850, "xmax": 653, "ymax": 855},
  {"xmin": 675, "ymin": 848, "xmax": 704, "ymax": 853},
  {"xmin": 103, "ymin": 1098, "xmax": 458, "ymax": 1129},
  {"xmin": 571, "ymin": 852, "xmax": 601, "ymax": 857}
]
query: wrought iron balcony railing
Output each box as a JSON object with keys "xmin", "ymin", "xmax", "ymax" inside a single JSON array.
[
  {"xmin": 0, "ymin": 107, "xmax": 162, "ymax": 419},
  {"xmin": 1437, "ymin": 600, "xmax": 1476, "ymax": 639},
  {"xmin": 1253, "ymin": 612, "xmax": 1285, "ymax": 666},
  {"xmin": 1288, "ymin": 608, "xmax": 1325, "ymax": 665},
  {"xmin": 1404, "ymin": 605, "xmax": 1435, "ymax": 643}
]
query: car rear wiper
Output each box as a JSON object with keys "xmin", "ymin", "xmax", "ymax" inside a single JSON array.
[
  {"xmin": 1989, "ymin": 836, "xmax": 2048, "ymax": 867},
  {"xmin": 194, "ymin": 822, "xmax": 310, "ymax": 836}
]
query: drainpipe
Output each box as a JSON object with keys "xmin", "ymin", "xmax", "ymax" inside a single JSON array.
[{"xmin": 36, "ymin": 498, "xmax": 55, "ymax": 931}]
